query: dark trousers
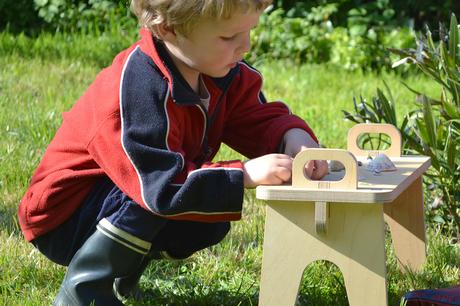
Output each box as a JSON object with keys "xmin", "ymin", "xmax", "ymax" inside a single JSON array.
[{"xmin": 32, "ymin": 177, "xmax": 230, "ymax": 266}]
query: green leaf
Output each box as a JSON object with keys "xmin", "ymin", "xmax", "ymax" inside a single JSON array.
[
  {"xmin": 401, "ymin": 82, "xmax": 424, "ymax": 96},
  {"xmin": 445, "ymin": 125, "xmax": 456, "ymax": 172},
  {"xmin": 425, "ymin": 25, "xmax": 436, "ymax": 52},
  {"xmin": 439, "ymin": 40, "xmax": 453, "ymax": 76},
  {"xmin": 413, "ymin": 119, "xmax": 440, "ymax": 169},
  {"xmin": 421, "ymin": 95, "xmax": 437, "ymax": 148},
  {"xmin": 376, "ymin": 88, "xmax": 397, "ymax": 125},
  {"xmin": 404, "ymin": 131, "xmax": 424, "ymax": 155},
  {"xmin": 34, "ymin": 0, "xmax": 48, "ymax": 7},
  {"xmin": 433, "ymin": 215, "xmax": 446, "ymax": 224},
  {"xmin": 446, "ymin": 79, "xmax": 460, "ymax": 109},
  {"xmin": 441, "ymin": 89, "xmax": 460, "ymax": 119},
  {"xmin": 387, "ymin": 47, "xmax": 414, "ymax": 58},
  {"xmin": 417, "ymin": 61, "xmax": 450, "ymax": 89},
  {"xmin": 449, "ymin": 13, "xmax": 459, "ymax": 64},
  {"xmin": 415, "ymin": 118, "xmax": 430, "ymax": 145},
  {"xmin": 436, "ymin": 123, "xmax": 445, "ymax": 143},
  {"xmin": 440, "ymin": 38, "xmax": 460, "ymax": 103},
  {"xmin": 342, "ymin": 110, "xmax": 361, "ymax": 124},
  {"xmin": 383, "ymin": 80, "xmax": 395, "ymax": 108},
  {"xmin": 360, "ymin": 98, "xmax": 379, "ymax": 123},
  {"xmin": 391, "ymin": 57, "xmax": 414, "ymax": 68}
]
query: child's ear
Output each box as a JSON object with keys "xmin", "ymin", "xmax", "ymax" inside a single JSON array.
[{"xmin": 155, "ymin": 23, "xmax": 177, "ymax": 42}]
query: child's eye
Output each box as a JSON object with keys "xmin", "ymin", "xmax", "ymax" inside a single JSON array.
[{"xmin": 220, "ymin": 35, "xmax": 237, "ymax": 41}]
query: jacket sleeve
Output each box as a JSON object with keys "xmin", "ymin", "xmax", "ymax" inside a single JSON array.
[
  {"xmin": 87, "ymin": 48, "xmax": 243, "ymax": 222},
  {"xmin": 222, "ymin": 62, "xmax": 318, "ymax": 159}
]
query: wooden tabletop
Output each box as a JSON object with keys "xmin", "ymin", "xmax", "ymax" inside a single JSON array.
[{"xmin": 256, "ymin": 156, "xmax": 431, "ymax": 204}]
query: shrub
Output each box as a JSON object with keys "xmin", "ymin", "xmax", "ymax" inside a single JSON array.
[
  {"xmin": 33, "ymin": 0, "xmax": 136, "ymax": 32},
  {"xmin": 274, "ymin": 0, "xmax": 460, "ymax": 31},
  {"xmin": 3, "ymin": 0, "xmax": 415, "ymax": 71},
  {"xmin": 249, "ymin": 5, "xmax": 414, "ymax": 71},
  {"xmin": 0, "ymin": 0, "xmax": 44, "ymax": 33},
  {"xmin": 249, "ymin": 6, "xmax": 335, "ymax": 65},
  {"xmin": 342, "ymin": 14, "xmax": 460, "ymax": 235}
]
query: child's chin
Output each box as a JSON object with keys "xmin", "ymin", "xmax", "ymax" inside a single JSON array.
[{"xmin": 209, "ymin": 68, "xmax": 232, "ymax": 78}]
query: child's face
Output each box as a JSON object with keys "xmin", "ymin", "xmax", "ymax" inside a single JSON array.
[{"xmin": 164, "ymin": 10, "xmax": 262, "ymax": 86}]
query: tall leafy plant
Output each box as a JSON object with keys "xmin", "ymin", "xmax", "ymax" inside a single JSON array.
[{"xmin": 343, "ymin": 14, "xmax": 460, "ymax": 235}]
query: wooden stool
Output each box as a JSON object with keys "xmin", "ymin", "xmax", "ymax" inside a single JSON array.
[{"xmin": 256, "ymin": 123, "xmax": 431, "ymax": 306}]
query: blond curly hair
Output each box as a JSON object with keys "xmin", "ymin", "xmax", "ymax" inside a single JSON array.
[{"xmin": 131, "ymin": 0, "xmax": 272, "ymax": 37}]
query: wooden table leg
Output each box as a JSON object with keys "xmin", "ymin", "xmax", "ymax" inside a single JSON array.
[
  {"xmin": 259, "ymin": 201, "xmax": 388, "ymax": 306},
  {"xmin": 259, "ymin": 204, "xmax": 311, "ymax": 306},
  {"xmin": 384, "ymin": 177, "xmax": 426, "ymax": 271}
]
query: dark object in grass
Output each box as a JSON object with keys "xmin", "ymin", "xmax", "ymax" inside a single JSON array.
[{"xmin": 402, "ymin": 285, "xmax": 460, "ymax": 306}]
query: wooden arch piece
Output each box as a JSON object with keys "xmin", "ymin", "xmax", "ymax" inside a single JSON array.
[{"xmin": 347, "ymin": 123, "xmax": 401, "ymax": 157}]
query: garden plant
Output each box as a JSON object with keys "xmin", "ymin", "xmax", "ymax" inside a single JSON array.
[{"xmin": 343, "ymin": 14, "xmax": 460, "ymax": 237}]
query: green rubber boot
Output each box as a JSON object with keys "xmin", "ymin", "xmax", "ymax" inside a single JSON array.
[
  {"xmin": 54, "ymin": 219, "xmax": 151, "ymax": 306},
  {"xmin": 113, "ymin": 250, "xmax": 180, "ymax": 300},
  {"xmin": 112, "ymin": 255, "xmax": 151, "ymax": 300}
]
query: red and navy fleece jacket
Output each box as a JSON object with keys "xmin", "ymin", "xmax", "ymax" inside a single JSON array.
[{"xmin": 18, "ymin": 28, "xmax": 318, "ymax": 242}]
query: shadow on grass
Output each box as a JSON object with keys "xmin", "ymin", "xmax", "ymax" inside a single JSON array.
[
  {"xmin": 130, "ymin": 260, "xmax": 353, "ymax": 306},
  {"xmin": 132, "ymin": 285, "xmax": 353, "ymax": 306},
  {"xmin": 131, "ymin": 288, "xmax": 259, "ymax": 306}
]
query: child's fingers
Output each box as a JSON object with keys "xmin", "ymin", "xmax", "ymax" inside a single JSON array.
[
  {"xmin": 271, "ymin": 153, "xmax": 294, "ymax": 161},
  {"xmin": 304, "ymin": 160, "xmax": 315, "ymax": 178},
  {"xmin": 304, "ymin": 160, "xmax": 328, "ymax": 180},
  {"xmin": 310, "ymin": 160, "xmax": 329, "ymax": 180},
  {"xmin": 273, "ymin": 165, "xmax": 292, "ymax": 182}
]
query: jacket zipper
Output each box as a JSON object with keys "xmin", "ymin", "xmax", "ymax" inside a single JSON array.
[
  {"xmin": 194, "ymin": 77, "xmax": 233, "ymax": 166},
  {"xmin": 196, "ymin": 102, "xmax": 211, "ymax": 163}
]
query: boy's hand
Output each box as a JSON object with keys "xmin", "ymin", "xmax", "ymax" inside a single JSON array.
[
  {"xmin": 282, "ymin": 128, "xmax": 329, "ymax": 180},
  {"xmin": 303, "ymin": 159, "xmax": 329, "ymax": 180},
  {"xmin": 243, "ymin": 154, "xmax": 293, "ymax": 188}
]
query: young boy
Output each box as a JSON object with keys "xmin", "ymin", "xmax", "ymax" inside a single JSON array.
[{"xmin": 18, "ymin": 0, "xmax": 328, "ymax": 304}]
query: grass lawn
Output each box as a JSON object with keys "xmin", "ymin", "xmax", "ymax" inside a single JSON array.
[{"xmin": 0, "ymin": 31, "xmax": 459, "ymax": 305}]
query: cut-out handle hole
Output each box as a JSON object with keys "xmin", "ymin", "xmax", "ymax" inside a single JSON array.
[
  {"xmin": 356, "ymin": 133, "xmax": 392, "ymax": 152},
  {"xmin": 301, "ymin": 159, "xmax": 346, "ymax": 182},
  {"xmin": 292, "ymin": 149, "xmax": 357, "ymax": 189}
]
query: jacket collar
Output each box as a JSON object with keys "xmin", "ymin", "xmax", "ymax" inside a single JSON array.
[{"xmin": 139, "ymin": 28, "xmax": 201, "ymax": 106}]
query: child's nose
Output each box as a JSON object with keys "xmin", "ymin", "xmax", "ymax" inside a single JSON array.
[{"xmin": 238, "ymin": 32, "xmax": 251, "ymax": 55}]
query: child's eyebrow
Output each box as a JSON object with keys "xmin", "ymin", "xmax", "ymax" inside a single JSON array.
[{"xmin": 226, "ymin": 24, "xmax": 259, "ymax": 35}]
